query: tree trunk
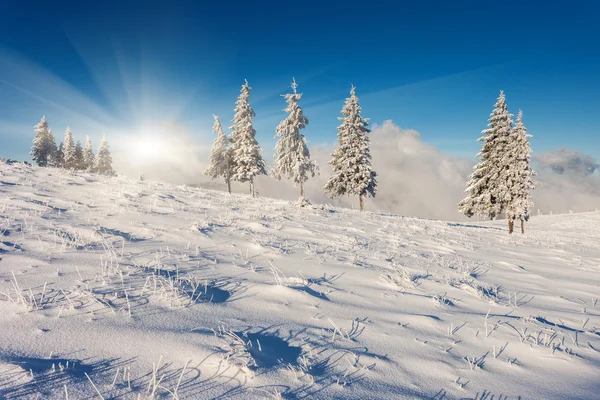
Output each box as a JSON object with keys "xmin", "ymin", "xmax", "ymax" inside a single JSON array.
[
  {"xmin": 508, "ymin": 219, "xmax": 514, "ymax": 234},
  {"xmin": 359, "ymin": 195, "xmax": 364, "ymax": 211},
  {"xmin": 300, "ymin": 180, "xmax": 304, "ymax": 198},
  {"xmin": 521, "ymin": 219, "xmax": 525, "ymax": 234},
  {"xmin": 226, "ymin": 179, "xmax": 231, "ymax": 194},
  {"xmin": 250, "ymin": 178, "xmax": 255, "ymax": 197}
]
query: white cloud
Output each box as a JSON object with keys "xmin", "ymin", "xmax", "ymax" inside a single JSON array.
[
  {"xmin": 534, "ymin": 147, "xmax": 599, "ymax": 176},
  {"xmin": 532, "ymin": 148, "xmax": 600, "ymax": 214}
]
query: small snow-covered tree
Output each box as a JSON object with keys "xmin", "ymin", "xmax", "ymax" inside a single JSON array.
[
  {"xmin": 52, "ymin": 142, "xmax": 65, "ymax": 168},
  {"xmin": 83, "ymin": 136, "xmax": 95, "ymax": 171},
  {"xmin": 271, "ymin": 78, "xmax": 318, "ymax": 199},
  {"xmin": 458, "ymin": 90, "xmax": 513, "ymax": 226},
  {"xmin": 74, "ymin": 140, "xmax": 85, "ymax": 170},
  {"xmin": 63, "ymin": 127, "xmax": 76, "ymax": 169},
  {"xmin": 229, "ymin": 80, "xmax": 266, "ymax": 196},
  {"xmin": 94, "ymin": 134, "xmax": 115, "ymax": 176},
  {"xmin": 324, "ymin": 86, "xmax": 377, "ymax": 211},
  {"xmin": 502, "ymin": 110, "xmax": 535, "ymax": 233},
  {"xmin": 46, "ymin": 129, "xmax": 58, "ymax": 167},
  {"xmin": 204, "ymin": 115, "xmax": 232, "ymax": 193},
  {"xmin": 31, "ymin": 116, "xmax": 57, "ymax": 167}
]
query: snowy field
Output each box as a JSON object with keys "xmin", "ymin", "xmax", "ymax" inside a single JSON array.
[{"xmin": 0, "ymin": 162, "xmax": 599, "ymax": 399}]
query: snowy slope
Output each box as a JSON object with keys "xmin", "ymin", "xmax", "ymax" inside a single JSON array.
[{"xmin": 0, "ymin": 162, "xmax": 598, "ymax": 400}]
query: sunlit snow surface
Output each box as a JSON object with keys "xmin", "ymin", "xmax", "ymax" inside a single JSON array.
[{"xmin": 0, "ymin": 162, "xmax": 598, "ymax": 399}]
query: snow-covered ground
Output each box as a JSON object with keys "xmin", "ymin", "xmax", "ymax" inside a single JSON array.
[{"xmin": 0, "ymin": 162, "xmax": 598, "ymax": 400}]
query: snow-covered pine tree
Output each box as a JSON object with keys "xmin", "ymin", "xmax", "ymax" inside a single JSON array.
[
  {"xmin": 30, "ymin": 116, "xmax": 57, "ymax": 167},
  {"xmin": 52, "ymin": 142, "xmax": 65, "ymax": 168},
  {"xmin": 271, "ymin": 78, "xmax": 318, "ymax": 199},
  {"xmin": 63, "ymin": 127, "xmax": 76, "ymax": 169},
  {"xmin": 458, "ymin": 90, "xmax": 514, "ymax": 226},
  {"xmin": 204, "ymin": 115, "xmax": 232, "ymax": 193},
  {"xmin": 502, "ymin": 110, "xmax": 535, "ymax": 234},
  {"xmin": 229, "ymin": 80, "xmax": 266, "ymax": 196},
  {"xmin": 94, "ymin": 135, "xmax": 115, "ymax": 176},
  {"xmin": 46, "ymin": 129, "xmax": 58, "ymax": 167},
  {"xmin": 74, "ymin": 140, "xmax": 84, "ymax": 170},
  {"xmin": 323, "ymin": 86, "xmax": 377, "ymax": 211},
  {"xmin": 83, "ymin": 136, "xmax": 95, "ymax": 171}
]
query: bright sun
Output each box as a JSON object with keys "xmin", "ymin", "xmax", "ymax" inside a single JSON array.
[
  {"xmin": 126, "ymin": 130, "xmax": 169, "ymax": 165},
  {"xmin": 137, "ymin": 139, "xmax": 163, "ymax": 157}
]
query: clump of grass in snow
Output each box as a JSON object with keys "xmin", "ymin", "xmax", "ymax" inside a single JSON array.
[
  {"xmin": 431, "ymin": 292, "xmax": 455, "ymax": 307},
  {"xmin": 381, "ymin": 263, "xmax": 429, "ymax": 289},
  {"xmin": 0, "ymin": 271, "xmax": 53, "ymax": 312},
  {"xmin": 436, "ymin": 255, "xmax": 487, "ymax": 278},
  {"xmin": 447, "ymin": 277, "xmax": 502, "ymax": 303}
]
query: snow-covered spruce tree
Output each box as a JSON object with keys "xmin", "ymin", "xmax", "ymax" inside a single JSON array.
[
  {"xmin": 323, "ymin": 86, "xmax": 377, "ymax": 211},
  {"xmin": 83, "ymin": 136, "xmax": 95, "ymax": 171},
  {"xmin": 229, "ymin": 80, "xmax": 266, "ymax": 196},
  {"xmin": 271, "ymin": 78, "xmax": 318, "ymax": 199},
  {"xmin": 74, "ymin": 140, "xmax": 85, "ymax": 170},
  {"xmin": 31, "ymin": 116, "xmax": 57, "ymax": 167},
  {"xmin": 52, "ymin": 142, "xmax": 65, "ymax": 168},
  {"xmin": 63, "ymin": 127, "xmax": 76, "ymax": 169},
  {"xmin": 458, "ymin": 90, "xmax": 514, "ymax": 227},
  {"xmin": 205, "ymin": 115, "xmax": 232, "ymax": 193},
  {"xmin": 94, "ymin": 134, "xmax": 115, "ymax": 176},
  {"xmin": 46, "ymin": 129, "xmax": 58, "ymax": 167},
  {"xmin": 502, "ymin": 110, "xmax": 535, "ymax": 234}
]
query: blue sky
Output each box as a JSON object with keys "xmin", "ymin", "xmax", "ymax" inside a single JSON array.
[{"xmin": 1, "ymin": 0, "xmax": 599, "ymax": 162}]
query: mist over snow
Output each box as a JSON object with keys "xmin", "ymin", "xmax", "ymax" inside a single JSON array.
[
  {"xmin": 112, "ymin": 120, "xmax": 599, "ymax": 220},
  {"xmin": 533, "ymin": 148, "xmax": 600, "ymax": 214},
  {"xmin": 262, "ymin": 122, "xmax": 599, "ymax": 219},
  {"xmin": 112, "ymin": 121, "xmax": 211, "ymax": 185},
  {"xmin": 254, "ymin": 121, "xmax": 471, "ymax": 220}
]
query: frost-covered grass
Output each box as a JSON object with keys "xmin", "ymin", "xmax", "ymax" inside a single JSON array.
[{"xmin": 0, "ymin": 162, "xmax": 599, "ymax": 399}]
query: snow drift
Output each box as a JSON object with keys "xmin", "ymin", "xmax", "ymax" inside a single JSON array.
[{"xmin": 0, "ymin": 162, "xmax": 598, "ymax": 399}]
